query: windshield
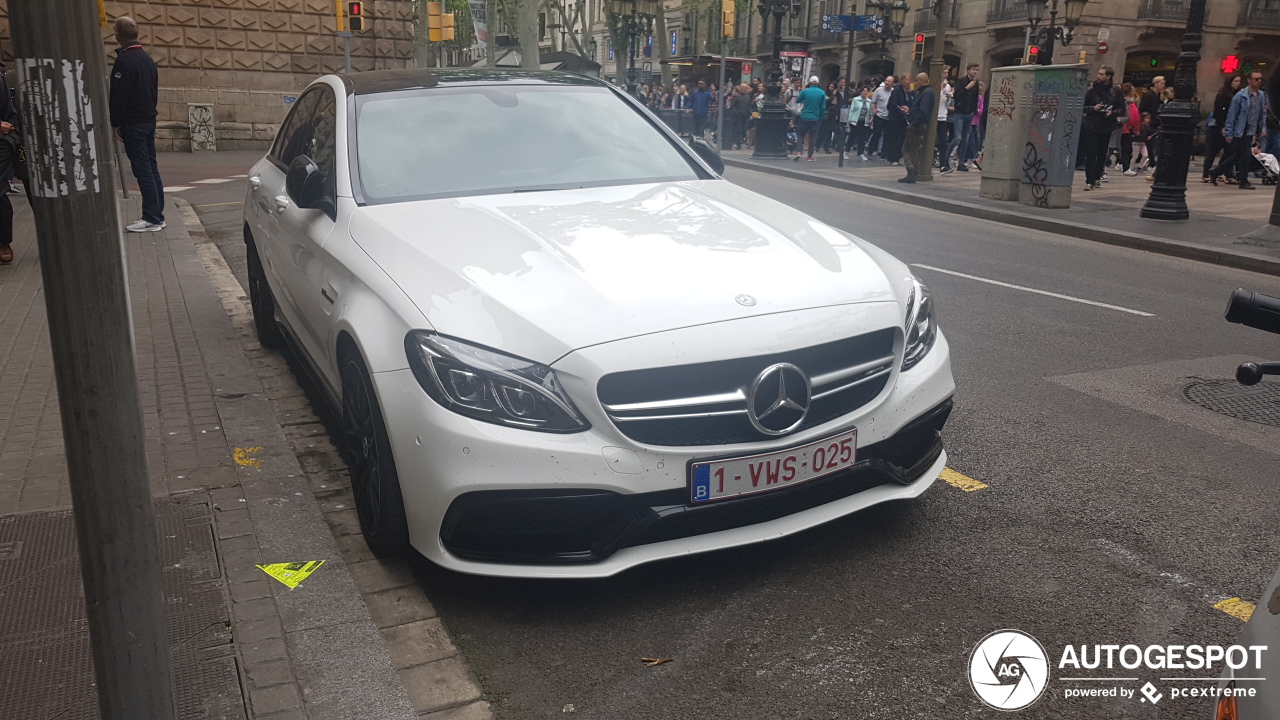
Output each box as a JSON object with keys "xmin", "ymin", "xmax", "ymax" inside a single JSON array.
[{"xmin": 353, "ymin": 84, "xmax": 704, "ymax": 202}]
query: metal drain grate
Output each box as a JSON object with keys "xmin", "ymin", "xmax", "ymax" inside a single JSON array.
[
  {"xmin": 1183, "ymin": 379, "xmax": 1280, "ymax": 427},
  {"xmin": 0, "ymin": 495, "xmax": 245, "ymax": 720}
]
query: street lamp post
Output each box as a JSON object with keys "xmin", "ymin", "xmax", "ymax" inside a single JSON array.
[
  {"xmin": 751, "ymin": 0, "xmax": 803, "ymax": 158},
  {"xmin": 611, "ymin": 0, "xmax": 658, "ymax": 99},
  {"xmin": 863, "ymin": 0, "xmax": 908, "ymax": 73},
  {"xmin": 1140, "ymin": 0, "xmax": 1206, "ymax": 220},
  {"xmin": 1025, "ymin": 0, "xmax": 1086, "ymax": 65}
]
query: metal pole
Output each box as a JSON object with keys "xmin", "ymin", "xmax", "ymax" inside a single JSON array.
[
  {"xmin": 339, "ymin": 30, "xmax": 353, "ymax": 73},
  {"xmin": 716, "ymin": 36, "xmax": 727, "ymax": 152},
  {"xmin": 1140, "ymin": 0, "xmax": 1205, "ymax": 220},
  {"xmin": 844, "ymin": 0, "xmax": 856, "ymax": 82},
  {"xmin": 918, "ymin": 0, "xmax": 946, "ymax": 181},
  {"xmin": 752, "ymin": 9, "xmax": 788, "ymax": 158},
  {"xmin": 9, "ymin": 2, "xmax": 175, "ymax": 720}
]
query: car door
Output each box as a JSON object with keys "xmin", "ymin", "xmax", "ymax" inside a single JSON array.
[{"xmin": 268, "ymin": 85, "xmax": 340, "ymax": 371}]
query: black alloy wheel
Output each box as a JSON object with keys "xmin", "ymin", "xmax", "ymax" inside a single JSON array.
[
  {"xmin": 341, "ymin": 352, "xmax": 410, "ymax": 556},
  {"xmin": 245, "ymin": 227, "xmax": 284, "ymax": 349}
]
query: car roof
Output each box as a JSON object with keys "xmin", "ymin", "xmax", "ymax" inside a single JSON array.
[{"xmin": 338, "ymin": 69, "xmax": 603, "ymax": 96}]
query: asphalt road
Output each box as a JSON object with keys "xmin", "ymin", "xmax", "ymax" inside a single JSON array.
[{"xmin": 171, "ymin": 158, "xmax": 1280, "ymax": 719}]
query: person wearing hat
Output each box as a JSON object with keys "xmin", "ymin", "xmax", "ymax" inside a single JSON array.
[{"xmin": 794, "ymin": 75, "xmax": 827, "ymax": 162}]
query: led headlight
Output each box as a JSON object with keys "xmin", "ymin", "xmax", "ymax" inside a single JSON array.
[
  {"xmin": 901, "ymin": 276, "xmax": 938, "ymax": 372},
  {"xmin": 405, "ymin": 331, "xmax": 589, "ymax": 432}
]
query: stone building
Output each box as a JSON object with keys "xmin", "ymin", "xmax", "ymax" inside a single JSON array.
[{"xmin": 0, "ymin": 0, "xmax": 418, "ymax": 150}]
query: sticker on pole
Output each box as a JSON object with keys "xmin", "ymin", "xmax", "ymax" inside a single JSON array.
[
  {"xmin": 15, "ymin": 58, "xmax": 103, "ymax": 198},
  {"xmin": 257, "ymin": 561, "xmax": 325, "ymax": 589}
]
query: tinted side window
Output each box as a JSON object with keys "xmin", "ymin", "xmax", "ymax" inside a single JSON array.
[
  {"xmin": 270, "ymin": 89, "xmax": 321, "ymax": 166},
  {"xmin": 308, "ymin": 88, "xmax": 338, "ymax": 200}
]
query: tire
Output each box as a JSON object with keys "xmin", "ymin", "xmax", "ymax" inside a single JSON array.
[
  {"xmin": 340, "ymin": 350, "xmax": 411, "ymax": 556},
  {"xmin": 245, "ymin": 228, "xmax": 285, "ymax": 350}
]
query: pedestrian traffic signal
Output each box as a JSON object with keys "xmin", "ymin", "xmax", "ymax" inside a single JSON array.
[
  {"xmin": 1024, "ymin": 45, "xmax": 1039, "ymax": 64},
  {"xmin": 722, "ymin": 0, "xmax": 735, "ymax": 38},
  {"xmin": 347, "ymin": 1, "xmax": 364, "ymax": 31},
  {"xmin": 427, "ymin": 1, "xmax": 455, "ymax": 42},
  {"xmin": 912, "ymin": 33, "xmax": 924, "ymax": 63}
]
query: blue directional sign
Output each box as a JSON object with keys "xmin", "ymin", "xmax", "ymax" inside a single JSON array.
[
  {"xmin": 821, "ymin": 14, "xmax": 851, "ymax": 32},
  {"xmin": 854, "ymin": 14, "xmax": 884, "ymax": 31}
]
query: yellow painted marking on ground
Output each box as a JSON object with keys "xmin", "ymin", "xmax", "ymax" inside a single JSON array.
[
  {"xmin": 940, "ymin": 467, "xmax": 988, "ymax": 492},
  {"xmin": 257, "ymin": 561, "xmax": 325, "ymax": 589},
  {"xmin": 233, "ymin": 446, "xmax": 263, "ymax": 468},
  {"xmin": 1214, "ymin": 597, "xmax": 1256, "ymax": 622}
]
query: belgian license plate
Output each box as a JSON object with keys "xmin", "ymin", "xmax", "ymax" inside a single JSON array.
[{"xmin": 689, "ymin": 429, "xmax": 857, "ymax": 504}]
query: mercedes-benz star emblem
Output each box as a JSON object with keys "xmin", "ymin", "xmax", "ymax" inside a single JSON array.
[
  {"xmin": 747, "ymin": 363, "xmax": 812, "ymax": 436},
  {"xmin": 735, "ymin": 294, "xmax": 757, "ymax": 307}
]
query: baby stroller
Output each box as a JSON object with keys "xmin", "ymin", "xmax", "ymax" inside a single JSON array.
[{"xmin": 1253, "ymin": 147, "xmax": 1280, "ymax": 185}]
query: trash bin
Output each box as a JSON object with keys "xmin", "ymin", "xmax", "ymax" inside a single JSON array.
[{"xmin": 980, "ymin": 64, "xmax": 1089, "ymax": 208}]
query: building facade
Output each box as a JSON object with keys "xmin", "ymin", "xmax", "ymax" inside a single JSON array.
[{"xmin": 0, "ymin": 0, "xmax": 418, "ymax": 150}]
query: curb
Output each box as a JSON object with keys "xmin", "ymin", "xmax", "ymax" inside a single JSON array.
[
  {"xmin": 175, "ymin": 198, "xmax": 493, "ymax": 720},
  {"xmin": 721, "ymin": 157, "xmax": 1280, "ymax": 278}
]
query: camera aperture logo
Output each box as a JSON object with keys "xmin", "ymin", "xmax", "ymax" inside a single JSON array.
[{"xmin": 969, "ymin": 630, "xmax": 1051, "ymax": 711}]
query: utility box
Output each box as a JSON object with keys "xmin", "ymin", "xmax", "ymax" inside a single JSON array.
[{"xmin": 980, "ymin": 63, "xmax": 1088, "ymax": 208}]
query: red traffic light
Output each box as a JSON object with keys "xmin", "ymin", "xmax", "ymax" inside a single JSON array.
[
  {"xmin": 914, "ymin": 33, "xmax": 925, "ymax": 43},
  {"xmin": 348, "ymin": 1, "xmax": 363, "ymax": 15},
  {"xmin": 1028, "ymin": 46, "xmax": 1039, "ymax": 55},
  {"xmin": 1221, "ymin": 55, "xmax": 1240, "ymax": 74}
]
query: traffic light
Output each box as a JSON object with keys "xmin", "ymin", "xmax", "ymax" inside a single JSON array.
[
  {"xmin": 912, "ymin": 33, "xmax": 924, "ymax": 63},
  {"xmin": 347, "ymin": 1, "xmax": 364, "ymax": 31},
  {"xmin": 427, "ymin": 2, "xmax": 455, "ymax": 42},
  {"xmin": 722, "ymin": 0, "xmax": 734, "ymax": 38},
  {"xmin": 1024, "ymin": 44, "xmax": 1039, "ymax": 64}
]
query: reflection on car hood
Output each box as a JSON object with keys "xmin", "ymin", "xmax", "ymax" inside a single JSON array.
[{"xmin": 349, "ymin": 180, "xmax": 908, "ymax": 363}]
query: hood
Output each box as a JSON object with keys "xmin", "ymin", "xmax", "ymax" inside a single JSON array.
[{"xmin": 349, "ymin": 180, "xmax": 907, "ymax": 363}]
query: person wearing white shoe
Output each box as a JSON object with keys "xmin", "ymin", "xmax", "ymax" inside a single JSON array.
[{"xmin": 110, "ymin": 17, "xmax": 166, "ymax": 233}]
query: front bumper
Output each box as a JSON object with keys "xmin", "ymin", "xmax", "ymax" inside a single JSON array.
[{"xmin": 373, "ymin": 305, "xmax": 954, "ymax": 578}]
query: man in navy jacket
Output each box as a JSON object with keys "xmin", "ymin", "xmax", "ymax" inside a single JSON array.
[{"xmin": 110, "ymin": 16, "xmax": 166, "ymax": 232}]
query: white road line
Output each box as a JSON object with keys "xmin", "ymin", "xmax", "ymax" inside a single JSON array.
[
  {"xmin": 163, "ymin": 186, "xmax": 195, "ymax": 192},
  {"xmin": 191, "ymin": 178, "xmax": 234, "ymax": 184},
  {"xmin": 911, "ymin": 264, "xmax": 1155, "ymax": 317}
]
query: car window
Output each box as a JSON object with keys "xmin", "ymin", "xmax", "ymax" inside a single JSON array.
[
  {"xmin": 272, "ymin": 85, "xmax": 337, "ymax": 200},
  {"xmin": 353, "ymin": 84, "xmax": 703, "ymax": 203}
]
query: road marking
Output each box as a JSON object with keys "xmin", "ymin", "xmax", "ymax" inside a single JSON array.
[
  {"xmin": 163, "ymin": 185, "xmax": 195, "ymax": 192},
  {"xmin": 192, "ymin": 177, "xmax": 234, "ymax": 184},
  {"xmin": 912, "ymin": 264, "xmax": 1155, "ymax": 317},
  {"xmin": 1214, "ymin": 597, "xmax": 1256, "ymax": 622},
  {"xmin": 940, "ymin": 467, "xmax": 987, "ymax": 491},
  {"xmin": 193, "ymin": 201, "xmax": 244, "ymax": 209}
]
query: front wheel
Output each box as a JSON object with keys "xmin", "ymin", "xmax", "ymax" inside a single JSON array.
[
  {"xmin": 245, "ymin": 228, "xmax": 284, "ymax": 349},
  {"xmin": 341, "ymin": 351, "xmax": 410, "ymax": 556}
]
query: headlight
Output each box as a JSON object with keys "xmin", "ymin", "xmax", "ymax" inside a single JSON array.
[
  {"xmin": 405, "ymin": 331, "xmax": 590, "ymax": 432},
  {"xmin": 901, "ymin": 276, "xmax": 938, "ymax": 371}
]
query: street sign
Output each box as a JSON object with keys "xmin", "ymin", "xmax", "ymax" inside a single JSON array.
[
  {"xmin": 821, "ymin": 14, "xmax": 851, "ymax": 32},
  {"xmin": 853, "ymin": 14, "xmax": 883, "ymax": 31},
  {"xmin": 1097, "ymin": 41, "xmax": 1108, "ymax": 54},
  {"xmin": 1096, "ymin": 27, "xmax": 1110, "ymax": 42},
  {"xmin": 742, "ymin": 62, "xmax": 753, "ymax": 75},
  {"xmin": 642, "ymin": 61, "xmax": 653, "ymax": 79}
]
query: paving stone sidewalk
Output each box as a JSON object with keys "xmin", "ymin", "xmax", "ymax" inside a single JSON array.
[
  {"xmin": 722, "ymin": 148, "xmax": 1280, "ymax": 276},
  {"xmin": 0, "ymin": 194, "xmax": 487, "ymax": 719}
]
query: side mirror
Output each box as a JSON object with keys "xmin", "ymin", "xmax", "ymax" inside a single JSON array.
[
  {"xmin": 688, "ymin": 136, "xmax": 725, "ymax": 175},
  {"xmin": 285, "ymin": 154, "xmax": 333, "ymax": 215}
]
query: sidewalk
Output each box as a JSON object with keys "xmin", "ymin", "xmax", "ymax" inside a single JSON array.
[
  {"xmin": 722, "ymin": 148, "xmax": 1280, "ymax": 276},
  {"xmin": 0, "ymin": 194, "xmax": 488, "ymax": 719}
]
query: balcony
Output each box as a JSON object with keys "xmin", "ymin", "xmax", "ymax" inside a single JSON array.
[
  {"xmin": 1239, "ymin": 0, "xmax": 1280, "ymax": 28},
  {"xmin": 811, "ymin": 29, "xmax": 847, "ymax": 47},
  {"xmin": 1138, "ymin": 0, "xmax": 1188, "ymax": 21},
  {"xmin": 914, "ymin": 3, "xmax": 959, "ymax": 32},
  {"xmin": 987, "ymin": 0, "xmax": 1027, "ymax": 23}
]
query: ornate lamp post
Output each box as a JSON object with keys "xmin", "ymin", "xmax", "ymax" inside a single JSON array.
[
  {"xmin": 610, "ymin": 0, "xmax": 658, "ymax": 98},
  {"xmin": 1025, "ymin": 0, "xmax": 1086, "ymax": 65},
  {"xmin": 751, "ymin": 0, "xmax": 804, "ymax": 158},
  {"xmin": 1140, "ymin": 0, "xmax": 1206, "ymax": 220},
  {"xmin": 865, "ymin": 0, "xmax": 908, "ymax": 55}
]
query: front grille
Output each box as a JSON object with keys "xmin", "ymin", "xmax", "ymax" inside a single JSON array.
[{"xmin": 597, "ymin": 328, "xmax": 897, "ymax": 446}]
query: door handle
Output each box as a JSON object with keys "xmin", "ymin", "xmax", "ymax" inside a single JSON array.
[
  {"xmin": 273, "ymin": 195, "xmax": 289, "ymax": 211},
  {"xmin": 321, "ymin": 288, "xmax": 335, "ymax": 304},
  {"xmin": 248, "ymin": 176, "xmax": 261, "ymax": 189}
]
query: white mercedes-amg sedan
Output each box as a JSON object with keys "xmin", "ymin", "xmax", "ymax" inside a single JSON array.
[{"xmin": 243, "ymin": 69, "xmax": 955, "ymax": 578}]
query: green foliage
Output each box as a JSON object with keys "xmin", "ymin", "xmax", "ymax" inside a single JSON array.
[{"xmin": 444, "ymin": 0, "xmax": 477, "ymax": 47}]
